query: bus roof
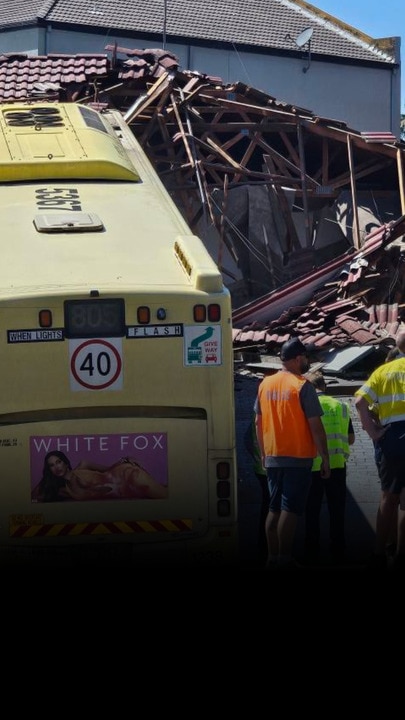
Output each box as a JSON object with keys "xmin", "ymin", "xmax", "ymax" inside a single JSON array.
[
  {"xmin": 0, "ymin": 102, "xmax": 140, "ymax": 182},
  {"xmin": 0, "ymin": 103, "xmax": 225, "ymax": 296}
]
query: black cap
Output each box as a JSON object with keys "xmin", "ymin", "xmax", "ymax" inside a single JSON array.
[{"xmin": 280, "ymin": 338, "xmax": 313, "ymax": 361}]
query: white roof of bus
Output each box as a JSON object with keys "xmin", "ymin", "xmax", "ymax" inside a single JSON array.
[
  {"xmin": 0, "ymin": 102, "xmax": 140, "ymax": 182},
  {"xmin": 0, "ymin": 102, "xmax": 223, "ymax": 296}
]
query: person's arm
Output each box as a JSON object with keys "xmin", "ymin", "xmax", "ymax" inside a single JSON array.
[
  {"xmin": 300, "ymin": 381, "xmax": 330, "ymax": 478},
  {"xmin": 348, "ymin": 416, "xmax": 355, "ymax": 446},
  {"xmin": 354, "ymin": 396, "xmax": 388, "ymax": 442},
  {"xmin": 307, "ymin": 416, "xmax": 330, "ymax": 478},
  {"xmin": 31, "ymin": 481, "xmax": 43, "ymax": 500},
  {"xmin": 255, "ymin": 413, "xmax": 265, "ymax": 469},
  {"xmin": 76, "ymin": 459, "xmax": 110, "ymax": 472}
]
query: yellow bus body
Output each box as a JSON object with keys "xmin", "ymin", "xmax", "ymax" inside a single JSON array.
[{"xmin": 0, "ymin": 102, "xmax": 237, "ymax": 568}]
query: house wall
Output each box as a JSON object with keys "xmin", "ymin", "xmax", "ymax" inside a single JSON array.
[
  {"xmin": 0, "ymin": 25, "xmax": 400, "ymax": 138},
  {"xmin": 188, "ymin": 45, "xmax": 399, "ymax": 135},
  {"xmin": 0, "ymin": 27, "xmax": 42, "ymax": 54}
]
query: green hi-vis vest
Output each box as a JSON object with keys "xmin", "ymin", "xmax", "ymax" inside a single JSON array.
[
  {"xmin": 312, "ymin": 394, "xmax": 350, "ymax": 471},
  {"xmin": 245, "ymin": 412, "xmax": 266, "ymax": 476}
]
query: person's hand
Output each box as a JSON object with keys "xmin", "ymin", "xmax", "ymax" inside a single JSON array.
[
  {"xmin": 368, "ymin": 424, "xmax": 390, "ymax": 443},
  {"xmin": 320, "ymin": 458, "xmax": 331, "ymax": 479}
]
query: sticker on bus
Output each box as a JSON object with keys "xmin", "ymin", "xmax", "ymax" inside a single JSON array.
[
  {"xmin": 127, "ymin": 324, "xmax": 183, "ymax": 338},
  {"xmin": 184, "ymin": 326, "xmax": 222, "ymax": 366},
  {"xmin": 69, "ymin": 338, "xmax": 123, "ymax": 391},
  {"xmin": 30, "ymin": 433, "xmax": 168, "ymax": 503},
  {"xmin": 7, "ymin": 328, "xmax": 64, "ymax": 343}
]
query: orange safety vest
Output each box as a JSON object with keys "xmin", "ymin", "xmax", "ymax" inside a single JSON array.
[{"xmin": 257, "ymin": 371, "xmax": 317, "ymax": 459}]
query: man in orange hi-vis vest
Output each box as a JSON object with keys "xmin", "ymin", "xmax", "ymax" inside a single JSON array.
[{"xmin": 255, "ymin": 337, "xmax": 330, "ymax": 570}]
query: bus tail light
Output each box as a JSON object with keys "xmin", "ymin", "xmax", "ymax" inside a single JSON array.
[
  {"xmin": 217, "ymin": 499, "xmax": 230, "ymax": 517},
  {"xmin": 217, "ymin": 480, "xmax": 230, "ymax": 498},
  {"xmin": 137, "ymin": 306, "xmax": 150, "ymax": 323},
  {"xmin": 217, "ymin": 466, "xmax": 231, "ymax": 516},
  {"xmin": 193, "ymin": 304, "xmax": 206, "ymax": 322},
  {"xmin": 193, "ymin": 304, "xmax": 221, "ymax": 322},
  {"xmin": 208, "ymin": 304, "xmax": 221, "ymax": 321},
  {"xmin": 216, "ymin": 461, "xmax": 230, "ymax": 479},
  {"xmin": 39, "ymin": 309, "xmax": 52, "ymax": 327}
]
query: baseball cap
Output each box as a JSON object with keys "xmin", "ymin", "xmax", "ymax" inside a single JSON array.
[{"xmin": 280, "ymin": 337, "xmax": 314, "ymax": 361}]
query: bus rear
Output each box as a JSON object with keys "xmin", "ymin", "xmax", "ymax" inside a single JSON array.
[{"xmin": 0, "ymin": 102, "xmax": 237, "ymax": 568}]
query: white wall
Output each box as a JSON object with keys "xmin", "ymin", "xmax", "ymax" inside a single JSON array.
[{"xmin": 187, "ymin": 45, "xmax": 400, "ymax": 136}]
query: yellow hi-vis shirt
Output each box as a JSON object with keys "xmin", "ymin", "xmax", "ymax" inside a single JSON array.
[
  {"xmin": 355, "ymin": 357, "xmax": 405, "ymax": 426},
  {"xmin": 312, "ymin": 394, "xmax": 350, "ymax": 471}
]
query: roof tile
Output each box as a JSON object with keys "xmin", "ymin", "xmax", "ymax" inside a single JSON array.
[
  {"xmin": 0, "ymin": 0, "xmax": 396, "ymax": 65},
  {"xmin": 0, "ymin": 53, "xmax": 109, "ymax": 101}
]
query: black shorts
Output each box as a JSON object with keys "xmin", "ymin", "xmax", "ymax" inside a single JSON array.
[
  {"xmin": 376, "ymin": 422, "xmax": 405, "ymax": 494},
  {"xmin": 378, "ymin": 454, "xmax": 405, "ymax": 494}
]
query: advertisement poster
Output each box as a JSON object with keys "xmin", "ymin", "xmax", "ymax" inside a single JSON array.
[{"xmin": 30, "ymin": 433, "xmax": 168, "ymax": 503}]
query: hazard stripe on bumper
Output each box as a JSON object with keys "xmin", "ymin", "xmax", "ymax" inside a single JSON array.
[{"xmin": 9, "ymin": 518, "xmax": 193, "ymax": 538}]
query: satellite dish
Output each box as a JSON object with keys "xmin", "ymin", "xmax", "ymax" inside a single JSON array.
[{"xmin": 295, "ymin": 27, "xmax": 313, "ymax": 48}]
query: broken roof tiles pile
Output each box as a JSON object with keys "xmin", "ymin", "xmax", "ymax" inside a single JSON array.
[{"xmin": 232, "ymin": 215, "xmax": 405, "ymax": 358}]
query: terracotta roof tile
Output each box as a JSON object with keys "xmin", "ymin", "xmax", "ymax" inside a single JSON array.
[{"xmin": 0, "ymin": 53, "xmax": 109, "ymax": 101}]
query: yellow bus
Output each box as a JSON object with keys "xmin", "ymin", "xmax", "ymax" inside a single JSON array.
[{"xmin": 0, "ymin": 101, "xmax": 237, "ymax": 568}]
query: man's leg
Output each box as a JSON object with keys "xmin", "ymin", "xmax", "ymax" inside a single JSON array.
[
  {"xmin": 278, "ymin": 509, "xmax": 298, "ymax": 559},
  {"xmin": 370, "ymin": 454, "xmax": 400, "ymax": 566},
  {"xmin": 326, "ymin": 468, "xmax": 346, "ymax": 561},
  {"xmin": 375, "ymin": 490, "xmax": 400, "ymax": 555},
  {"xmin": 305, "ymin": 472, "xmax": 323, "ymax": 560},
  {"xmin": 396, "ymin": 507, "xmax": 405, "ymax": 553},
  {"xmin": 278, "ymin": 467, "xmax": 312, "ymax": 567},
  {"xmin": 265, "ymin": 468, "xmax": 282, "ymax": 566},
  {"xmin": 265, "ymin": 509, "xmax": 280, "ymax": 564},
  {"xmin": 257, "ymin": 473, "xmax": 270, "ymax": 563},
  {"xmin": 392, "ymin": 486, "xmax": 405, "ymax": 569}
]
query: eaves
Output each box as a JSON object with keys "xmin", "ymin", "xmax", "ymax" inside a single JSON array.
[
  {"xmin": 28, "ymin": 18, "xmax": 398, "ymax": 75},
  {"xmin": 0, "ymin": 19, "xmax": 47, "ymax": 32}
]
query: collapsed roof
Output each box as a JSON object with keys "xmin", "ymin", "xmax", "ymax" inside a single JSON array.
[{"xmin": 0, "ymin": 46, "xmax": 405, "ymax": 362}]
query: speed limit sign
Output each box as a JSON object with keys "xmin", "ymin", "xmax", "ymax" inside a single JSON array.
[{"xmin": 69, "ymin": 339, "xmax": 123, "ymax": 391}]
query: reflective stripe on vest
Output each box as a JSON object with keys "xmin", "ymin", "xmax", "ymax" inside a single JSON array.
[
  {"xmin": 355, "ymin": 359, "xmax": 405, "ymax": 426},
  {"xmin": 312, "ymin": 395, "xmax": 350, "ymax": 471}
]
